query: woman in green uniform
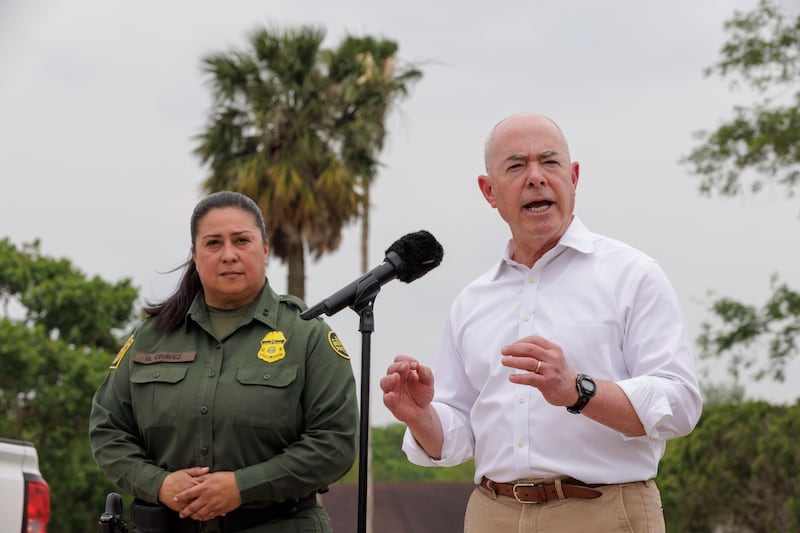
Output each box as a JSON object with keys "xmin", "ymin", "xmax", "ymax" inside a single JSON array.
[{"xmin": 90, "ymin": 191, "xmax": 358, "ymax": 532}]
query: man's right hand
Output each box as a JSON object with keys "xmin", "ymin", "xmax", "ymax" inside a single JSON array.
[
  {"xmin": 381, "ymin": 355, "xmax": 444, "ymax": 459},
  {"xmin": 380, "ymin": 355, "xmax": 435, "ymax": 423}
]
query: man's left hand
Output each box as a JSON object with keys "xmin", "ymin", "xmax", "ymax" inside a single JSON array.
[{"xmin": 501, "ymin": 335, "xmax": 579, "ymax": 407}]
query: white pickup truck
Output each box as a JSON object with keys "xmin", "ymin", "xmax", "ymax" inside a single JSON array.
[{"xmin": 0, "ymin": 438, "xmax": 50, "ymax": 533}]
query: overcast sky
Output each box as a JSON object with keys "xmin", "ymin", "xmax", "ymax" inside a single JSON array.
[{"xmin": 2, "ymin": 0, "xmax": 798, "ymax": 425}]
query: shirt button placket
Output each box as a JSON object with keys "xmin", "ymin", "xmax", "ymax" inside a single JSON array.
[
  {"xmin": 199, "ymin": 342, "xmax": 224, "ymax": 466},
  {"xmin": 520, "ymin": 271, "xmax": 538, "ymax": 337}
]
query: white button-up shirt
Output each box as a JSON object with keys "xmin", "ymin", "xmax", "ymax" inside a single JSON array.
[{"xmin": 402, "ymin": 217, "xmax": 702, "ymax": 485}]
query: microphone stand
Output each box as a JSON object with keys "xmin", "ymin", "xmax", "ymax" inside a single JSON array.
[
  {"xmin": 301, "ymin": 263, "xmax": 411, "ymax": 533},
  {"xmin": 353, "ymin": 298, "xmax": 375, "ymax": 533},
  {"xmin": 305, "ymin": 278, "xmax": 384, "ymax": 533}
]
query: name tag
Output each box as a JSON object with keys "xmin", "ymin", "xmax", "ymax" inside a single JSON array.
[{"xmin": 133, "ymin": 351, "xmax": 196, "ymax": 364}]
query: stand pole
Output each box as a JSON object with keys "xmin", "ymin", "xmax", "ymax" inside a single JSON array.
[{"xmin": 355, "ymin": 301, "xmax": 375, "ymax": 533}]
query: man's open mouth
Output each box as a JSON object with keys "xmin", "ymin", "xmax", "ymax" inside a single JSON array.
[{"xmin": 524, "ymin": 200, "xmax": 552, "ymax": 213}]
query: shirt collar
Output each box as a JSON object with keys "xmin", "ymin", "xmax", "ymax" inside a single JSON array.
[
  {"xmin": 493, "ymin": 215, "xmax": 595, "ymax": 278},
  {"xmin": 555, "ymin": 215, "xmax": 594, "ymax": 254},
  {"xmin": 186, "ymin": 278, "xmax": 280, "ymax": 329}
]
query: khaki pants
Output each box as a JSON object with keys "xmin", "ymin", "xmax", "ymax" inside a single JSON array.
[{"xmin": 464, "ymin": 479, "xmax": 665, "ymax": 533}]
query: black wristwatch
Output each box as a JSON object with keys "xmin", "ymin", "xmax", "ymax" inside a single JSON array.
[{"xmin": 566, "ymin": 374, "xmax": 596, "ymax": 414}]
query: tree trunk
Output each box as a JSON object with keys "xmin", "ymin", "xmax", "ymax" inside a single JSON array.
[
  {"xmin": 361, "ymin": 181, "xmax": 370, "ymax": 274},
  {"xmin": 286, "ymin": 238, "xmax": 306, "ymax": 299}
]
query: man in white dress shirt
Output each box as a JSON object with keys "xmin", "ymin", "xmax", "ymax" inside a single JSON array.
[{"xmin": 380, "ymin": 112, "xmax": 702, "ymax": 532}]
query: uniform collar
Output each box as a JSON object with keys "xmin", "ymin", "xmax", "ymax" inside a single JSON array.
[{"xmin": 186, "ymin": 278, "xmax": 280, "ymax": 330}]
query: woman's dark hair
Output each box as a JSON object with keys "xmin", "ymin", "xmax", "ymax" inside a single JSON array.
[{"xmin": 144, "ymin": 191, "xmax": 268, "ymax": 333}]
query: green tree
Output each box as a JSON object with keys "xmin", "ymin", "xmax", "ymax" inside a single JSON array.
[
  {"xmin": 195, "ymin": 26, "xmax": 361, "ymax": 299},
  {"xmin": 659, "ymin": 401, "xmax": 800, "ymax": 532},
  {"xmin": 0, "ymin": 238, "xmax": 138, "ymax": 533},
  {"xmin": 682, "ymin": 0, "xmax": 800, "ymax": 382},
  {"xmin": 338, "ymin": 423, "xmax": 475, "ymax": 484}
]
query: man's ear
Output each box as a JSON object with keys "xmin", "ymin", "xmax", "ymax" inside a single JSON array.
[
  {"xmin": 571, "ymin": 161, "xmax": 580, "ymax": 187},
  {"xmin": 477, "ymin": 175, "xmax": 496, "ymax": 208}
]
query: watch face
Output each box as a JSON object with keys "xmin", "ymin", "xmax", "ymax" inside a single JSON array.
[{"xmin": 579, "ymin": 376, "xmax": 596, "ymax": 395}]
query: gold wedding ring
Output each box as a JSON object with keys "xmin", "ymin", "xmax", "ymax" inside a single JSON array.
[{"xmin": 534, "ymin": 359, "xmax": 542, "ymax": 373}]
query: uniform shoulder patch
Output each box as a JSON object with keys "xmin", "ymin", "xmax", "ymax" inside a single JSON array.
[
  {"xmin": 328, "ymin": 331, "xmax": 349, "ymax": 360},
  {"xmin": 110, "ymin": 334, "xmax": 134, "ymax": 369}
]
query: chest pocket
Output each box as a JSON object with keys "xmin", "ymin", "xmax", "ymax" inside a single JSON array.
[
  {"xmin": 234, "ymin": 364, "xmax": 299, "ymax": 430},
  {"xmin": 552, "ymin": 323, "xmax": 619, "ymax": 377},
  {"xmin": 129, "ymin": 364, "xmax": 190, "ymax": 429},
  {"xmin": 236, "ymin": 364, "xmax": 297, "ymax": 387},
  {"xmin": 131, "ymin": 364, "xmax": 190, "ymax": 385}
]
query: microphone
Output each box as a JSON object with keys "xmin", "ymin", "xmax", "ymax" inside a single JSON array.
[{"xmin": 300, "ymin": 230, "xmax": 444, "ymax": 320}]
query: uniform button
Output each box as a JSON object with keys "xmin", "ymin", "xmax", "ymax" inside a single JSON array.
[
  {"xmin": 522, "ymin": 314, "xmax": 530, "ymax": 321},
  {"xmin": 263, "ymin": 373, "xmax": 271, "ymax": 380},
  {"xmin": 518, "ymin": 397, "xmax": 525, "ymax": 404},
  {"xmin": 200, "ymin": 406, "xmax": 209, "ymax": 414},
  {"xmin": 528, "ymin": 275, "xmax": 535, "ymax": 283},
  {"xmin": 517, "ymin": 440, "xmax": 525, "ymax": 448},
  {"xmin": 208, "ymin": 371, "xmax": 216, "ymax": 378},
  {"xmin": 152, "ymin": 372, "xmax": 160, "ymax": 378},
  {"xmin": 200, "ymin": 447, "xmax": 208, "ymax": 455}
]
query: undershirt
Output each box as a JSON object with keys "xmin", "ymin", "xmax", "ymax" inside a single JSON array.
[{"xmin": 207, "ymin": 304, "xmax": 249, "ymax": 339}]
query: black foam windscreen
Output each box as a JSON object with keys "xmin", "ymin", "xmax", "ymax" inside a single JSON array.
[{"xmin": 385, "ymin": 230, "xmax": 444, "ymax": 283}]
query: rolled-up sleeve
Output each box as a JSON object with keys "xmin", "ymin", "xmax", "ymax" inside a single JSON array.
[
  {"xmin": 617, "ymin": 261, "xmax": 703, "ymax": 441},
  {"xmin": 401, "ymin": 401, "xmax": 475, "ymax": 467},
  {"xmin": 618, "ymin": 375, "xmax": 702, "ymax": 441}
]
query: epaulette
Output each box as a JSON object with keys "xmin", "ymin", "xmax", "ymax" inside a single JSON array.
[{"xmin": 279, "ymin": 294, "xmax": 307, "ymax": 312}]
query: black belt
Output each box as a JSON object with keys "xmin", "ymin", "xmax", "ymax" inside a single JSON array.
[{"xmin": 131, "ymin": 495, "xmax": 316, "ymax": 533}]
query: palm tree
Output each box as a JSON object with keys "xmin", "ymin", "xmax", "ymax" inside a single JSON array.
[
  {"xmin": 326, "ymin": 37, "xmax": 423, "ymax": 273},
  {"xmin": 195, "ymin": 25, "xmax": 361, "ymax": 299}
]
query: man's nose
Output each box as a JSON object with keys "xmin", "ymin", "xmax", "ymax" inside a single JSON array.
[{"xmin": 526, "ymin": 167, "xmax": 548, "ymax": 187}]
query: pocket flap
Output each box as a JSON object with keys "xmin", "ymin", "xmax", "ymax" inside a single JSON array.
[
  {"xmin": 130, "ymin": 364, "xmax": 189, "ymax": 384},
  {"xmin": 236, "ymin": 364, "xmax": 297, "ymax": 388}
]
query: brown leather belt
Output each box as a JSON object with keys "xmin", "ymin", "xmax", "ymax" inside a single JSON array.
[{"xmin": 480, "ymin": 476, "xmax": 603, "ymax": 503}]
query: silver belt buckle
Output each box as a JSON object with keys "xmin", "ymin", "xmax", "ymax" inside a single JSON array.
[{"xmin": 512, "ymin": 482, "xmax": 542, "ymax": 504}]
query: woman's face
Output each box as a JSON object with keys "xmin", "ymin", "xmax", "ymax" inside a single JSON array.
[{"xmin": 192, "ymin": 206, "xmax": 269, "ymax": 309}]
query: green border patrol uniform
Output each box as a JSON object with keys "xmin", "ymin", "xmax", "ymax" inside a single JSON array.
[{"xmin": 89, "ymin": 282, "xmax": 358, "ymax": 532}]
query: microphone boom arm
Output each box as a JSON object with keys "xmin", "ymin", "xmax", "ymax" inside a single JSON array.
[{"xmin": 300, "ymin": 252, "xmax": 402, "ymax": 320}]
